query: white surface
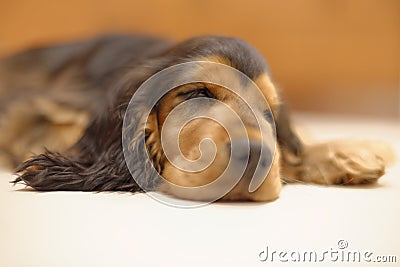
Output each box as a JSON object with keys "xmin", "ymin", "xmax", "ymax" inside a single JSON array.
[{"xmin": 1, "ymin": 113, "xmax": 399, "ymax": 267}]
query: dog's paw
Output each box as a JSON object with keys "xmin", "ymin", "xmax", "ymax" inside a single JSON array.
[{"xmin": 300, "ymin": 140, "xmax": 393, "ymax": 185}]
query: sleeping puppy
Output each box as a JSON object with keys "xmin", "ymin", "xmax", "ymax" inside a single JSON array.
[{"xmin": 0, "ymin": 34, "xmax": 391, "ymax": 202}]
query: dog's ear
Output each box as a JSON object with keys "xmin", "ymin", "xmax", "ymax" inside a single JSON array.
[
  {"xmin": 12, "ymin": 111, "xmax": 143, "ymax": 191},
  {"xmin": 12, "ymin": 80, "xmax": 164, "ymax": 192},
  {"xmin": 12, "ymin": 110, "xmax": 165, "ymax": 192},
  {"xmin": 12, "ymin": 57, "xmax": 174, "ymax": 192}
]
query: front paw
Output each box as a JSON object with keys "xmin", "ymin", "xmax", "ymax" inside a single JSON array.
[{"xmin": 301, "ymin": 140, "xmax": 392, "ymax": 185}]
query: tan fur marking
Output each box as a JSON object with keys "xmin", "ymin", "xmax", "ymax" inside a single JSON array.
[
  {"xmin": 253, "ymin": 73, "xmax": 281, "ymax": 117},
  {"xmin": 145, "ymin": 111, "xmax": 164, "ymax": 172}
]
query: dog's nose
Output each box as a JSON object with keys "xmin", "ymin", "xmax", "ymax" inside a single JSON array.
[{"xmin": 229, "ymin": 139, "xmax": 272, "ymax": 172}]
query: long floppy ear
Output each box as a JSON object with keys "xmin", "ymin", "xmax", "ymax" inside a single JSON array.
[
  {"xmin": 12, "ymin": 111, "xmax": 143, "ymax": 191},
  {"xmin": 12, "ymin": 111, "xmax": 165, "ymax": 192},
  {"xmin": 13, "ymin": 73, "xmax": 166, "ymax": 192}
]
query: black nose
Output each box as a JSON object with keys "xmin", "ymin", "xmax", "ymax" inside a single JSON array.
[{"xmin": 229, "ymin": 139, "xmax": 272, "ymax": 171}]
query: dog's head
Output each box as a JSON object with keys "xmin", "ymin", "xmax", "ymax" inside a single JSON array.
[{"xmin": 124, "ymin": 36, "xmax": 282, "ymax": 202}]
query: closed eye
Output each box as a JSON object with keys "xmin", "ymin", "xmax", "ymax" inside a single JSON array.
[{"xmin": 177, "ymin": 87, "xmax": 214, "ymax": 99}]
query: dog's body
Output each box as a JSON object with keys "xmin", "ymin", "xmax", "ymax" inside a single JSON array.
[{"xmin": 0, "ymin": 34, "xmax": 390, "ymax": 201}]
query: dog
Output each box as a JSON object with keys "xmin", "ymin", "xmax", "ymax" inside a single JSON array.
[{"xmin": 0, "ymin": 34, "xmax": 392, "ymax": 202}]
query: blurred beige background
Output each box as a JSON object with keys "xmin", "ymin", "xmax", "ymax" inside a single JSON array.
[{"xmin": 0, "ymin": 0, "xmax": 398, "ymax": 118}]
